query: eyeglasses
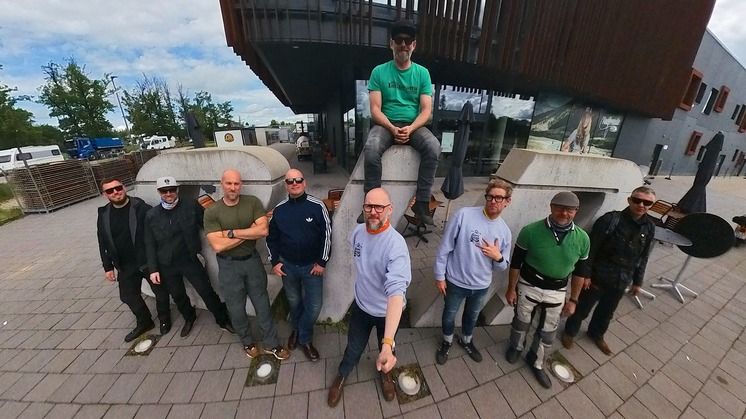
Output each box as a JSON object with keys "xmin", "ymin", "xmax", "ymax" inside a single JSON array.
[
  {"xmin": 284, "ymin": 177, "xmax": 304, "ymax": 185},
  {"xmin": 485, "ymin": 194, "xmax": 509, "ymax": 203},
  {"xmin": 158, "ymin": 187, "xmax": 177, "ymax": 194},
  {"xmin": 363, "ymin": 204, "xmax": 391, "ymax": 213},
  {"xmin": 392, "ymin": 36, "xmax": 415, "ymax": 46},
  {"xmin": 630, "ymin": 196, "xmax": 654, "ymax": 207},
  {"xmin": 104, "ymin": 185, "xmax": 124, "ymax": 194}
]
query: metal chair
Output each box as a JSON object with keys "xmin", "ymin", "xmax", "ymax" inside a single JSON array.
[
  {"xmin": 647, "ymin": 200, "xmax": 674, "ymax": 226},
  {"xmin": 402, "ymin": 195, "xmax": 442, "ymax": 246}
]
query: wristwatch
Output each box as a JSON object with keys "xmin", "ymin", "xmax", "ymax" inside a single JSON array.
[
  {"xmin": 568, "ymin": 298, "xmax": 578, "ymax": 304},
  {"xmin": 381, "ymin": 337, "xmax": 395, "ymax": 350},
  {"xmin": 227, "ymin": 229, "xmax": 234, "ymax": 239}
]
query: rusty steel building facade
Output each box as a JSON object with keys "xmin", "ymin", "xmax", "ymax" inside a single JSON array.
[{"xmin": 219, "ymin": 0, "xmax": 721, "ymax": 175}]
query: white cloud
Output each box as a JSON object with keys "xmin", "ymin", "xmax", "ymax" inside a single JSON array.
[{"xmin": 708, "ymin": 0, "xmax": 746, "ymax": 66}]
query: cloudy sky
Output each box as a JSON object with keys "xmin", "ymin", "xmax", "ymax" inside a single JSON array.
[{"xmin": 0, "ymin": 1, "xmax": 743, "ymax": 130}]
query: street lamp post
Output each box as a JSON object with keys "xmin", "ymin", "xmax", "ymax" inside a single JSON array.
[{"xmin": 109, "ymin": 75, "xmax": 130, "ymax": 138}]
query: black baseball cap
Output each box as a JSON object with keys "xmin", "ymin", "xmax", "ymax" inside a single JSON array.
[{"xmin": 391, "ymin": 20, "xmax": 416, "ymax": 39}]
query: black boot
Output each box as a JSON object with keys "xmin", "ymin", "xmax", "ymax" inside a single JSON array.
[{"xmin": 411, "ymin": 201, "xmax": 434, "ymax": 225}]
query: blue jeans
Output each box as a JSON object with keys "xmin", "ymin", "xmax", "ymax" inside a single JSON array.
[
  {"xmin": 338, "ymin": 300, "xmax": 395, "ymax": 376},
  {"xmin": 441, "ymin": 280, "xmax": 489, "ymax": 338},
  {"xmin": 363, "ymin": 124, "xmax": 440, "ymax": 203},
  {"xmin": 281, "ymin": 262, "xmax": 323, "ymax": 345},
  {"xmin": 216, "ymin": 253, "xmax": 279, "ymax": 348}
]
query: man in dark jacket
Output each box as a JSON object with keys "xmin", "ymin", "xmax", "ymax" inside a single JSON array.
[
  {"xmin": 561, "ymin": 186, "xmax": 657, "ymax": 355},
  {"xmin": 267, "ymin": 168, "xmax": 331, "ymax": 360},
  {"xmin": 96, "ymin": 178, "xmax": 170, "ymax": 342},
  {"xmin": 144, "ymin": 176, "xmax": 234, "ymax": 338}
]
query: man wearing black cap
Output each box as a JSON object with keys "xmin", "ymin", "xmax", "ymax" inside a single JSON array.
[
  {"xmin": 504, "ymin": 191, "xmax": 590, "ymax": 388},
  {"xmin": 144, "ymin": 176, "xmax": 234, "ymax": 338},
  {"xmin": 359, "ymin": 19, "xmax": 440, "ymax": 225}
]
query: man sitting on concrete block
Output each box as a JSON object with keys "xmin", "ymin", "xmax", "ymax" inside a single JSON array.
[{"xmin": 358, "ymin": 19, "xmax": 440, "ymax": 225}]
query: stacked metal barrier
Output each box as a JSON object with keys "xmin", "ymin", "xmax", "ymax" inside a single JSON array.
[{"xmin": 6, "ymin": 160, "xmax": 99, "ymax": 213}]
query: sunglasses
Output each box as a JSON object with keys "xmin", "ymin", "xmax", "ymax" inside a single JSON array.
[
  {"xmin": 630, "ymin": 196, "xmax": 654, "ymax": 207},
  {"xmin": 159, "ymin": 187, "xmax": 178, "ymax": 194},
  {"xmin": 392, "ymin": 36, "xmax": 415, "ymax": 46},
  {"xmin": 104, "ymin": 185, "xmax": 124, "ymax": 194},
  {"xmin": 484, "ymin": 194, "xmax": 509, "ymax": 203},
  {"xmin": 284, "ymin": 177, "xmax": 304, "ymax": 185}
]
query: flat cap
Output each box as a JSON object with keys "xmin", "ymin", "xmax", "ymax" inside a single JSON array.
[{"xmin": 551, "ymin": 191, "xmax": 579, "ymax": 207}]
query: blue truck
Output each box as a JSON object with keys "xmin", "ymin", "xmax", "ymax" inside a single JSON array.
[{"xmin": 64, "ymin": 137, "xmax": 125, "ymax": 160}]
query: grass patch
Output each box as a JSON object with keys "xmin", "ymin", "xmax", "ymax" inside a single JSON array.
[
  {"xmin": 0, "ymin": 207, "xmax": 23, "ymax": 225},
  {"xmin": 0, "ymin": 183, "xmax": 14, "ymax": 202}
]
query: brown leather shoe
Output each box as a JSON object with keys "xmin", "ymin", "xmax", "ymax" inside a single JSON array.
[
  {"xmin": 561, "ymin": 332, "xmax": 574, "ymax": 349},
  {"xmin": 380, "ymin": 371, "xmax": 396, "ymax": 402},
  {"xmin": 287, "ymin": 330, "xmax": 298, "ymax": 350},
  {"xmin": 594, "ymin": 337, "xmax": 613, "ymax": 355},
  {"xmin": 300, "ymin": 342, "xmax": 320, "ymax": 361},
  {"xmin": 327, "ymin": 374, "xmax": 345, "ymax": 407}
]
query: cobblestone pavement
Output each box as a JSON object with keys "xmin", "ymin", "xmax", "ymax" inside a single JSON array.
[{"xmin": 0, "ymin": 161, "xmax": 745, "ymax": 418}]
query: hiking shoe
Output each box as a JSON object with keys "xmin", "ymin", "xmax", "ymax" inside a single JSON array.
[
  {"xmin": 244, "ymin": 344, "xmax": 260, "ymax": 359},
  {"xmin": 505, "ymin": 346, "xmax": 520, "ymax": 364},
  {"xmin": 411, "ymin": 201, "xmax": 434, "ymax": 225},
  {"xmin": 531, "ymin": 367, "xmax": 552, "ymax": 388},
  {"xmin": 218, "ymin": 320, "xmax": 236, "ymax": 335},
  {"xmin": 264, "ymin": 345, "xmax": 291, "ymax": 360},
  {"xmin": 458, "ymin": 337, "xmax": 483, "ymax": 362},
  {"xmin": 435, "ymin": 340, "xmax": 452, "ymax": 365}
]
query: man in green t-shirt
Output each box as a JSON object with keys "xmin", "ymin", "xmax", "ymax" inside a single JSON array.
[
  {"xmin": 204, "ymin": 169, "xmax": 290, "ymax": 361},
  {"xmin": 504, "ymin": 191, "xmax": 591, "ymax": 389},
  {"xmin": 360, "ymin": 19, "xmax": 440, "ymax": 225}
]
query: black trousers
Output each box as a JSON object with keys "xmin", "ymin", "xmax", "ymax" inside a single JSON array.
[
  {"xmin": 563, "ymin": 283, "xmax": 626, "ymax": 339},
  {"xmin": 160, "ymin": 256, "xmax": 229, "ymax": 324},
  {"xmin": 118, "ymin": 264, "xmax": 170, "ymax": 326}
]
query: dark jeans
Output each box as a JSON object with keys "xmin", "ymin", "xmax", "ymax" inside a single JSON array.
[
  {"xmin": 338, "ymin": 300, "xmax": 397, "ymax": 376},
  {"xmin": 281, "ymin": 262, "xmax": 323, "ymax": 345},
  {"xmin": 564, "ymin": 284, "xmax": 626, "ymax": 339},
  {"xmin": 441, "ymin": 280, "xmax": 488, "ymax": 338},
  {"xmin": 118, "ymin": 264, "xmax": 170, "ymax": 326},
  {"xmin": 217, "ymin": 253, "xmax": 279, "ymax": 348},
  {"xmin": 363, "ymin": 124, "xmax": 440, "ymax": 203},
  {"xmin": 160, "ymin": 256, "xmax": 230, "ymax": 324}
]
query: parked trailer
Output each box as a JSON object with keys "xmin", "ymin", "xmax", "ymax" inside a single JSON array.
[{"xmin": 0, "ymin": 145, "xmax": 64, "ymax": 173}]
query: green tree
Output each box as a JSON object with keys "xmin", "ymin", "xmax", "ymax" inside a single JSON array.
[
  {"xmin": 37, "ymin": 58, "xmax": 114, "ymax": 138},
  {"xmin": 0, "ymin": 82, "xmax": 35, "ymax": 149},
  {"xmin": 122, "ymin": 75, "xmax": 181, "ymax": 137},
  {"xmin": 187, "ymin": 91, "xmax": 233, "ymax": 139}
]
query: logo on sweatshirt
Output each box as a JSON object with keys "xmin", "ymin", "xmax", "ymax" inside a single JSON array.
[
  {"xmin": 306, "ymin": 217, "xmax": 313, "ymax": 222},
  {"xmin": 354, "ymin": 243, "xmax": 362, "ymax": 257},
  {"xmin": 469, "ymin": 230, "xmax": 481, "ymax": 243}
]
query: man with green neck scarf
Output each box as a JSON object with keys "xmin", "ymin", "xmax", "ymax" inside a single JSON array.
[
  {"xmin": 504, "ymin": 191, "xmax": 590, "ymax": 389},
  {"xmin": 144, "ymin": 176, "xmax": 234, "ymax": 338}
]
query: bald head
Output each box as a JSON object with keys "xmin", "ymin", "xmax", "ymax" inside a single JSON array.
[
  {"xmin": 220, "ymin": 168, "xmax": 243, "ymax": 205},
  {"xmin": 284, "ymin": 168, "xmax": 306, "ymax": 198},
  {"xmin": 363, "ymin": 188, "xmax": 393, "ymax": 230},
  {"xmin": 222, "ymin": 169, "xmax": 242, "ymax": 183}
]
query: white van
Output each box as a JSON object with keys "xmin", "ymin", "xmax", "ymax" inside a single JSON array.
[
  {"xmin": 142, "ymin": 135, "xmax": 176, "ymax": 150},
  {"xmin": 0, "ymin": 145, "xmax": 64, "ymax": 173}
]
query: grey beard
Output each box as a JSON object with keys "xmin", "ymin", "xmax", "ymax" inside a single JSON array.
[{"xmin": 394, "ymin": 51, "xmax": 411, "ymax": 63}]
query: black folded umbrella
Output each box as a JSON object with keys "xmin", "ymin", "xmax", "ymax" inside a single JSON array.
[{"xmin": 678, "ymin": 132, "xmax": 724, "ymax": 214}]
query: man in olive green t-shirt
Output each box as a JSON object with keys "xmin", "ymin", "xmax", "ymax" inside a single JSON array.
[
  {"xmin": 361, "ymin": 19, "xmax": 440, "ymax": 225},
  {"xmin": 204, "ymin": 169, "xmax": 290, "ymax": 360}
]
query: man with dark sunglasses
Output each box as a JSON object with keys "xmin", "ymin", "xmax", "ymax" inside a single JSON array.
[
  {"xmin": 359, "ymin": 19, "xmax": 440, "ymax": 225},
  {"xmin": 267, "ymin": 169, "xmax": 332, "ymax": 361},
  {"xmin": 96, "ymin": 178, "xmax": 171, "ymax": 342},
  {"xmin": 144, "ymin": 176, "xmax": 234, "ymax": 338},
  {"xmin": 561, "ymin": 186, "xmax": 656, "ymax": 356},
  {"xmin": 434, "ymin": 179, "xmax": 513, "ymax": 365}
]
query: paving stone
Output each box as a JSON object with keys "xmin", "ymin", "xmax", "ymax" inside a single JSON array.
[
  {"xmin": 36, "ymin": 330, "xmax": 72, "ymax": 349},
  {"xmin": 531, "ymin": 397, "xmax": 571, "ymax": 419},
  {"xmin": 700, "ymin": 380, "xmax": 746, "ymax": 418},
  {"xmin": 468, "ymin": 382, "xmax": 515, "ymax": 419},
  {"xmin": 308, "ymin": 388, "xmax": 345, "ymax": 419},
  {"xmin": 342, "ymin": 380, "xmax": 382, "ymax": 419},
  {"xmin": 274, "ymin": 362, "xmax": 295, "ymax": 396},
  {"xmin": 64, "ymin": 349, "xmax": 104, "ymax": 373},
  {"xmin": 270, "ymin": 393, "xmax": 308, "ymax": 419},
  {"xmin": 594, "ymin": 361, "xmax": 638, "ymax": 400},
  {"xmin": 19, "ymin": 402, "xmax": 54, "ymax": 419},
  {"xmin": 402, "ymin": 404, "xmax": 440, "ymax": 419},
  {"xmin": 46, "ymin": 373, "xmax": 93, "ymax": 403},
  {"xmin": 555, "ymin": 384, "xmax": 605, "ymax": 419},
  {"xmin": 129, "ymin": 372, "xmax": 174, "ymax": 404},
  {"xmin": 670, "ymin": 351, "xmax": 712, "ymax": 382},
  {"xmin": 46, "ymin": 403, "xmax": 81, "ymax": 418},
  {"xmin": 623, "ymin": 343, "xmax": 662, "ymax": 374},
  {"xmin": 0, "ymin": 373, "xmax": 45, "ymax": 400},
  {"xmin": 575, "ymin": 372, "xmax": 623, "ymax": 416},
  {"xmin": 101, "ymin": 404, "xmax": 138, "ymax": 418},
  {"xmin": 3, "ymin": 349, "xmax": 39, "ymax": 371},
  {"xmin": 236, "ymin": 397, "xmax": 273, "ymax": 419},
  {"xmin": 463, "ymin": 345, "xmax": 502, "ymax": 384},
  {"xmin": 163, "ymin": 345, "xmax": 202, "ymax": 372},
  {"xmin": 689, "ymin": 392, "xmax": 735, "ymax": 419},
  {"xmin": 18, "ymin": 330, "xmax": 54, "ymax": 350},
  {"xmin": 516, "ymin": 367, "xmax": 562, "ymax": 401},
  {"xmin": 411, "ymin": 336, "xmax": 438, "ymax": 367},
  {"xmin": 633, "ymin": 383, "xmax": 681, "ymax": 418},
  {"xmin": 224, "ymin": 368, "xmax": 248, "ymax": 401},
  {"xmin": 101, "ymin": 373, "xmax": 146, "ymax": 404},
  {"xmin": 73, "ymin": 374, "xmax": 119, "ymax": 404},
  {"xmin": 553, "ymin": 343, "xmax": 598, "ymax": 377},
  {"xmin": 70, "ymin": 312, "xmax": 103, "ymax": 330},
  {"xmin": 437, "ymin": 392, "xmax": 479, "ymax": 418},
  {"xmin": 288, "ymin": 360, "xmax": 325, "ymax": 393},
  {"xmin": 420, "ymin": 364, "xmax": 448, "ymax": 402},
  {"xmin": 79, "ymin": 329, "xmax": 114, "ymax": 350},
  {"xmin": 90, "ymin": 311, "xmax": 122, "ymax": 329},
  {"xmin": 495, "ymin": 370, "xmax": 542, "ymax": 416},
  {"xmin": 221, "ymin": 343, "xmax": 250, "ymax": 370},
  {"xmin": 160, "ymin": 371, "xmax": 202, "ymax": 404},
  {"xmin": 435, "ymin": 356, "xmax": 478, "ymax": 395},
  {"xmin": 201, "ymin": 401, "xmax": 239, "ymax": 418},
  {"xmin": 191, "ymin": 343, "xmax": 229, "ymax": 371},
  {"xmin": 616, "ymin": 396, "xmax": 657, "ymax": 419},
  {"xmin": 191, "ymin": 369, "xmax": 232, "ymax": 402},
  {"xmin": 0, "ymin": 401, "xmax": 29, "ymax": 418},
  {"xmin": 679, "ymin": 407, "xmax": 707, "ymax": 419},
  {"xmin": 87, "ymin": 349, "xmax": 127, "ymax": 374},
  {"xmin": 22, "ymin": 373, "xmax": 69, "ymax": 402},
  {"xmin": 131, "ymin": 404, "xmax": 172, "ymax": 419},
  {"xmin": 166, "ymin": 403, "xmax": 204, "ymax": 419},
  {"xmin": 660, "ymin": 362, "xmax": 703, "ymax": 396},
  {"xmin": 636, "ymin": 332, "xmax": 676, "ymax": 364},
  {"xmin": 647, "ymin": 372, "xmax": 693, "ymax": 410},
  {"xmin": 609, "ymin": 351, "xmax": 651, "ymax": 384},
  {"xmin": 136, "ymin": 347, "xmax": 176, "ymax": 374},
  {"xmin": 711, "ymin": 367, "xmax": 746, "ymax": 404}
]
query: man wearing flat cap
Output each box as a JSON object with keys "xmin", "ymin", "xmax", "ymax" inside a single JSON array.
[
  {"xmin": 358, "ymin": 19, "xmax": 440, "ymax": 225},
  {"xmin": 504, "ymin": 191, "xmax": 590, "ymax": 389},
  {"xmin": 144, "ymin": 176, "xmax": 234, "ymax": 338}
]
